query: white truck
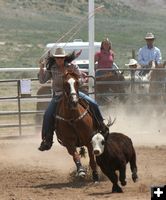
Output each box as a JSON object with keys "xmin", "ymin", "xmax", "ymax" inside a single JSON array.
[
  {"xmin": 46, "ymin": 39, "xmax": 120, "ymax": 73},
  {"xmin": 46, "ymin": 39, "xmax": 101, "ymax": 60},
  {"xmin": 46, "ymin": 39, "xmax": 100, "ymax": 73}
]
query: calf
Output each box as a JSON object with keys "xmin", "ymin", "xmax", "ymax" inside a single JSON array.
[{"xmin": 91, "ymin": 132, "xmax": 138, "ymax": 193}]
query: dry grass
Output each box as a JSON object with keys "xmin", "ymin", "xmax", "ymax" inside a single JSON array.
[{"xmin": 0, "ymin": 0, "xmax": 166, "ymax": 74}]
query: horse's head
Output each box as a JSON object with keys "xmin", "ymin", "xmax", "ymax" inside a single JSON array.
[{"xmin": 63, "ymin": 69, "xmax": 80, "ymax": 108}]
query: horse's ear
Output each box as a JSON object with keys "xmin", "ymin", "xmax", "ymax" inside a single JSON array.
[
  {"xmin": 69, "ymin": 69, "xmax": 74, "ymax": 73},
  {"xmin": 64, "ymin": 70, "xmax": 68, "ymax": 75},
  {"xmin": 66, "ymin": 69, "xmax": 74, "ymax": 74},
  {"xmin": 64, "ymin": 69, "xmax": 73, "ymax": 77}
]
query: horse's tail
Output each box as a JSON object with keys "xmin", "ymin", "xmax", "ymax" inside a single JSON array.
[{"xmin": 79, "ymin": 147, "xmax": 86, "ymax": 158}]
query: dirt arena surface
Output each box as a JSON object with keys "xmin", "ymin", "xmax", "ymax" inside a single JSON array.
[{"xmin": 0, "ymin": 109, "xmax": 166, "ymax": 200}]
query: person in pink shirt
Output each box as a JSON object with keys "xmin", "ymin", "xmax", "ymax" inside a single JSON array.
[{"xmin": 95, "ymin": 38, "xmax": 115, "ymax": 76}]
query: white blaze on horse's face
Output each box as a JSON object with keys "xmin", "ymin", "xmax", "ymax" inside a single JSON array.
[
  {"xmin": 91, "ymin": 133, "xmax": 105, "ymax": 156},
  {"xmin": 68, "ymin": 77, "xmax": 78, "ymax": 103}
]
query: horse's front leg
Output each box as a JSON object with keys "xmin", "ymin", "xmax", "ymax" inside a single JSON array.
[
  {"xmin": 66, "ymin": 146, "xmax": 86, "ymax": 178},
  {"xmin": 87, "ymin": 144, "xmax": 99, "ymax": 183}
]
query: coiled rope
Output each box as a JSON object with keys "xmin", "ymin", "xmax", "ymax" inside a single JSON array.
[{"xmin": 39, "ymin": 5, "xmax": 104, "ymax": 61}]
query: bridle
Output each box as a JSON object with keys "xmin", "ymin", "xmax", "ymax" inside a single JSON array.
[{"xmin": 56, "ymin": 71, "xmax": 89, "ymax": 124}]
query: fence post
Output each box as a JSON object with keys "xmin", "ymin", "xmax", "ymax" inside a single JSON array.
[
  {"xmin": 17, "ymin": 80, "xmax": 22, "ymax": 136},
  {"xmin": 132, "ymin": 49, "xmax": 135, "ymax": 59}
]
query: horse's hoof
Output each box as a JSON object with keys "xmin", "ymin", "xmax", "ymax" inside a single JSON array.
[
  {"xmin": 78, "ymin": 171, "xmax": 86, "ymax": 178},
  {"xmin": 77, "ymin": 167, "xmax": 86, "ymax": 178}
]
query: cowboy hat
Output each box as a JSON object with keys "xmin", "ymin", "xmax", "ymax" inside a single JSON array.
[
  {"xmin": 144, "ymin": 32, "xmax": 155, "ymax": 40},
  {"xmin": 125, "ymin": 59, "xmax": 138, "ymax": 66},
  {"xmin": 52, "ymin": 47, "xmax": 67, "ymax": 57}
]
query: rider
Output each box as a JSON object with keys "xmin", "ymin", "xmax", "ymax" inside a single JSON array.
[
  {"xmin": 138, "ymin": 32, "xmax": 162, "ymax": 76},
  {"xmin": 38, "ymin": 47, "xmax": 109, "ymax": 151}
]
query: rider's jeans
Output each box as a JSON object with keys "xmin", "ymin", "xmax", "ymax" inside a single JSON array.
[
  {"xmin": 41, "ymin": 92, "xmax": 104, "ymax": 141},
  {"xmin": 79, "ymin": 92, "xmax": 104, "ymax": 122},
  {"xmin": 41, "ymin": 96, "xmax": 59, "ymax": 141}
]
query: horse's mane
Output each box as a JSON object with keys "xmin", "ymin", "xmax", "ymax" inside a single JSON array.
[{"xmin": 64, "ymin": 69, "xmax": 80, "ymax": 80}]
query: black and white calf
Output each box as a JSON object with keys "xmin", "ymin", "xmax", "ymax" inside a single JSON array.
[{"xmin": 91, "ymin": 132, "xmax": 138, "ymax": 193}]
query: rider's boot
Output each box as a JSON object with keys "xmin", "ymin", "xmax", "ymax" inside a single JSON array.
[
  {"xmin": 99, "ymin": 120, "xmax": 109, "ymax": 136},
  {"xmin": 38, "ymin": 135, "xmax": 53, "ymax": 151}
]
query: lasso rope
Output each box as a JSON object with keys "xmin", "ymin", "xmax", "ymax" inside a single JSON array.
[{"xmin": 39, "ymin": 5, "xmax": 104, "ymax": 61}]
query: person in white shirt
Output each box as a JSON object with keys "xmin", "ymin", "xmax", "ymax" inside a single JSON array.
[
  {"xmin": 125, "ymin": 58, "xmax": 138, "ymax": 79},
  {"xmin": 138, "ymin": 32, "xmax": 162, "ymax": 76}
]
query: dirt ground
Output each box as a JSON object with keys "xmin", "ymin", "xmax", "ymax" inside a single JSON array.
[{"xmin": 0, "ymin": 108, "xmax": 166, "ymax": 200}]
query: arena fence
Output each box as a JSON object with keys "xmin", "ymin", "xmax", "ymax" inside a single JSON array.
[
  {"xmin": 0, "ymin": 78, "xmax": 52, "ymax": 136},
  {"xmin": 0, "ymin": 68, "xmax": 166, "ymax": 137}
]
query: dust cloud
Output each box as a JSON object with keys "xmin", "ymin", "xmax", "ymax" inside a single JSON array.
[
  {"xmin": 101, "ymin": 103, "xmax": 166, "ymax": 146},
  {"xmin": 0, "ymin": 103, "xmax": 165, "ymax": 172},
  {"xmin": 0, "ymin": 136, "xmax": 75, "ymax": 173}
]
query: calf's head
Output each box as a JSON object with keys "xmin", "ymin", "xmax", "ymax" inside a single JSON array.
[{"xmin": 91, "ymin": 133, "xmax": 105, "ymax": 156}]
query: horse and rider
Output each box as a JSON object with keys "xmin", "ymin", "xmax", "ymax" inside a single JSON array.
[{"xmin": 38, "ymin": 47, "xmax": 109, "ymax": 151}]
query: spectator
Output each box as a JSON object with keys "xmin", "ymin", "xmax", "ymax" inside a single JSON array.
[
  {"xmin": 138, "ymin": 32, "xmax": 162, "ymax": 76},
  {"xmin": 125, "ymin": 58, "xmax": 138, "ymax": 80},
  {"xmin": 125, "ymin": 58, "xmax": 138, "ymax": 68},
  {"xmin": 125, "ymin": 58, "xmax": 144, "ymax": 80},
  {"xmin": 95, "ymin": 38, "xmax": 115, "ymax": 76}
]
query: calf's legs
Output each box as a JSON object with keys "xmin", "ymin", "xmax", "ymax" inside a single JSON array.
[
  {"xmin": 87, "ymin": 144, "xmax": 99, "ymax": 182},
  {"xmin": 130, "ymin": 149, "xmax": 138, "ymax": 182},
  {"xmin": 119, "ymin": 164, "xmax": 127, "ymax": 186},
  {"xmin": 99, "ymin": 165, "xmax": 123, "ymax": 193}
]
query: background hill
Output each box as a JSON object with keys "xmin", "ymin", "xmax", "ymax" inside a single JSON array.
[{"xmin": 0, "ymin": 0, "xmax": 166, "ymax": 78}]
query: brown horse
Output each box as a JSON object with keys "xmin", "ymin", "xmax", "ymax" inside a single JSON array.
[
  {"xmin": 95, "ymin": 71, "xmax": 126, "ymax": 103},
  {"xmin": 55, "ymin": 70, "xmax": 99, "ymax": 182}
]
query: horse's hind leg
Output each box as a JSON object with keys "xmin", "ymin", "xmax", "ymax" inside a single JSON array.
[{"xmin": 87, "ymin": 144, "xmax": 99, "ymax": 182}]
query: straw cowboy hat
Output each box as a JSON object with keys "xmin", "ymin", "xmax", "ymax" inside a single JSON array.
[
  {"xmin": 144, "ymin": 32, "xmax": 155, "ymax": 40},
  {"xmin": 125, "ymin": 59, "xmax": 138, "ymax": 66},
  {"xmin": 52, "ymin": 47, "xmax": 67, "ymax": 57}
]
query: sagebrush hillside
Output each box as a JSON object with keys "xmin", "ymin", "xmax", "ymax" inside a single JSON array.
[{"xmin": 0, "ymin": 0, "xmax": 166, "ymax": 78}]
